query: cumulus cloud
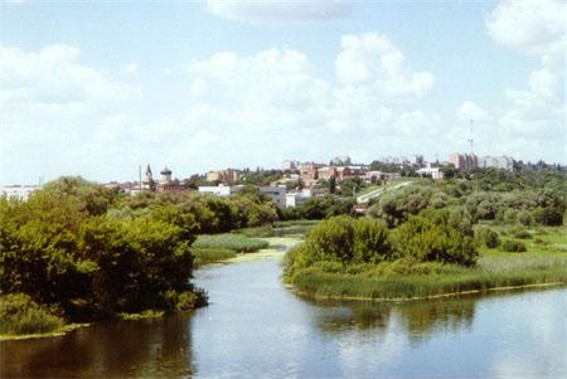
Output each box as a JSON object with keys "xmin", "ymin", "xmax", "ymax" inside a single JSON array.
[
  {"xmin": 456, "ymin": 101, "xmax": 489, "ymax": 123},
  {"xmin": 205, "ymin": 0, "xmax": 348, "ymax": 25},
  {"xmin": 482, "ymin": 0, "xmax": 566, "ymax": 161},
  {"xmin": 187, "ymin": 47, "xmax": 330, "ymax": 113},
  {"xmin": 1, "ymin": 44, "xmax": 140, "ymax": 105},
  {"xmin": 0, "ymin": 44, "xmax": 146, "ymax": 184},
  {"xmin": 180, "ymin": 33, "xmax": 442, "ymax": 167},
  {"xmin": 335, "ymin": 33, "xmax": 434, "ymax": 99},
  {"xmin": 486, "ymin": 0, "xmax": 566, "ymax": 67}
]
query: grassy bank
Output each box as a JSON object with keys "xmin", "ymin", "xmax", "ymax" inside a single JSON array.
[
  {"xmin": 192, "ymin": 222, "xmax": 317, "ymax": 266},
  {"xmin": 236, "ymin": 220, "xmax": 320, "ymax": 238},
  {"xmin": 291, "ymin": 263, "xmax": 567, "ymax": 301},
  {"xmin": 192, "ymin": 247, "xmax": 237, "ymax": 267},
  {"xmin": 193, "ymin": 233, "xmax": 269, "ymax": 253},
  {"xmin": 287, "ymin": 225, "xmax": 567, "ymax": 301}
]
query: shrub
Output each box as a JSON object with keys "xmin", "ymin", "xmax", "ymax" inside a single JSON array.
[
  {"xmin": 390, "ymin": 216, "xmax": 478, "ymax": 267},
  {"xmin": 513, "ymin": 230, "xmax": 533, "ymax": 239},
  {"xmin": 475, "ymin": 226, "xmax": 501, "ymax": 248},
  {"xmin": 501, "ymin": 240, "xmax": 527, "ymax": 253},
  {"xmin": 0, "ymin": 293, "xmax": 65, "ymax": 335},
  {"xmin": 517, "ymin": 210, "xmax": 534, "ymax": 227}
]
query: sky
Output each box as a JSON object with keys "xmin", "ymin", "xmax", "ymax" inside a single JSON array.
[{"xmin": 1, "ymin": 0, "xmax": 566, "ymax": 185}]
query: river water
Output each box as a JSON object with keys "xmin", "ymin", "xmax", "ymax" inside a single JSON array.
[{"xmin": 2, "ymin": 240, "xmax": 566, "ymax": 378}]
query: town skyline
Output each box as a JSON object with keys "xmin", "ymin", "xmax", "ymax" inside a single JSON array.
[{"xmin": 2, "ymin": 0, "xmax": 566, "ymax": 186}]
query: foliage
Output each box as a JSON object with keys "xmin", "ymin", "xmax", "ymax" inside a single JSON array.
[
  {"xmin": 474, "ymin": 225, "xmax": 501, "ymax": 248},
  {"xmin": 286, "ymin": 195, "xmax": 356, "ymax": 220},
  {"xmin": 501, "ymin": 240, "xmax": 527, "ymax": 253},
  {"xmin": 288, "ymin": 222, "xmax": 567, "ymax": 300},
  {"xmin": 390, "ymin": 216, "xmax": 477, "ymax": 267},
  {"xmin": 284, "ymin": 215, "xmax": 477, "ymax": 281},
  {"xmin": 0, "ymin": 177, "xmax": 207, "ymax": 327},
  {"xmin": 513, "ymin": 230, "xmax": 533, "ymax": 239},
  {"xmin": 235, "ymin": 168, "xmax": 283, "ymax": 186},
  {"xmin": 0, "ymin": 293, "xmax": 64, "ymax": 335},
  {"xmin": 290, "ymin": 261, "xmax": 567, "ymax": 300},
  {"xmin": 368, "ymin": 185, "xmax": 434, "ymax": 227}
]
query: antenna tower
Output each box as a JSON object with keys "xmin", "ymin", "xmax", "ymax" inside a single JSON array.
[{"xmin": 467, "ymin": 119, "xmax": 474, "ymax": 157}]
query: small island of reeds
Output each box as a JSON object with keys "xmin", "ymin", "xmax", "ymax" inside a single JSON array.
[{"xmin": 283, "ymin": 216, "xmax": 567, "ymax": 301}]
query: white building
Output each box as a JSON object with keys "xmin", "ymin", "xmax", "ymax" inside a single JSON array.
[
  {"xmin": 478, "ymin": 156, "xmax": 514, "ymax": 171},
  {"xmin": 1, "ymin": 185, "xmax": 41, "ymax": 201},
  {"xmin": 259, "ymin": 186, "xmax": 287, "ymax": 209},
  {"xmin": 416, "ymin": 165, "xmax": 444, "ymax": 180},
  {"xmin": 282, "ymin": 160, "xmax": 300, "ymax": 172},
  {"xmin": 198, "ymin": 184, "xmax": 244, "ymax": 197},
  {"xmin": 286, "ymin": 192, "xmax": 310, "ymax": 208}
]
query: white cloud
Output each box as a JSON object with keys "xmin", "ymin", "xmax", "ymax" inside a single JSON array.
[
  {"xmin": 205, "ymin": 0, "xmax": 348, "ymax": 25},
  {"xmin": 0, "ymin": 44, "xmax": 147, "ymax": 184},
  {"xmin": 181, "ymin": 34, "xmax": 442, "ymax": 167},
  {"xmin": 189, "ymin": 78, "xmax": 207, "ymax": 97},
  {"xmin": 486, "ymin": 0, "xmax": 566, "ymax": 67},
  {"xmin": 481, "ymin": 0, "xmax": 567, "ymax": 162},
  {"xmin": 335, "ymin": 33, "xmax": 434, "ymax": 98},
  {"xmin": 1, "ymin": 44, "xmax": 140, "ymax": 105},
  {"xmin": 456, "ymin": 101, "xmax": 489, "ymax": 123},
  {"xmin": 122, "ymin": 62, "xmax": 138, "ymax": 75},
  {"xmin": 187, "ymin": 47, "xmax": 330, "ymax": 113}
]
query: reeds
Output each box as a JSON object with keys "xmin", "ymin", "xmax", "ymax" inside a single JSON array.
[
  {"xmin": 290, "ymin": 258, "xmax": 567, "ymax": 301},
  {"xmin": 193, "ymin": 233, "xmax": 269, "ymax": 253},
  {"xmin": 0, "ymin": 294, "xmax": 64, "ymax": 336},
  {"xmin": 192, "ymin": 247, "xmax": 237, "ymax": 267}
]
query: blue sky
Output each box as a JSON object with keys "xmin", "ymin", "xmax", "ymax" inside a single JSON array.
[{"xmin": 1, "ymin": 0, "xmax": 565, "ymax": 185}]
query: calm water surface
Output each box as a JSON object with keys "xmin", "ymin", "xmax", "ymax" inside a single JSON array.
[{"xmin": 2, "ymin": 242, "xmax": 566, "ymax": 378}]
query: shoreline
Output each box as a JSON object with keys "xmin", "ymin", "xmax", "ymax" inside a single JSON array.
[
  {"xmin": 291, "ymin": 281, "xmax": 567, "ymax": 303},
  {"xmin": 0, "ymin": 323, "xmax": 90, "ymax": 341}
]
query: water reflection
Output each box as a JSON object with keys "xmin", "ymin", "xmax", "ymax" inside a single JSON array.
[
  {"xmin": 2, "ymin": 248, "xmax": 565, "ymax": 379},
  {"xmin": 311, "ymin": 296, "xmax": 475, "ymax": 344},
  {"xmin": 1, "ymin": 314, "xmax": 193, "ymax": 378}
]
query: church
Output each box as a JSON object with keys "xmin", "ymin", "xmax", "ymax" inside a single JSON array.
[{"xmin": 144, "ymin": 164, "xmax": 187, "ymax": 193}]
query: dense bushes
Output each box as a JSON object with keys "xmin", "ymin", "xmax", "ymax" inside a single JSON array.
[
  {"xmin": 390, "ymin": 217, "xmax": 477, "ymax": 267},
  {"xmin": 0, "ymin": 178, "xmax": 208, "ymax": 324},
  {"xmin": 285, "ymin": 215, "xmax": 478, "ymax": 280},
  {"xmin": 281, "ymin": 195, "xmax": 356, "ymax": 220},
  {"xmin": 475, "ymin": 226, "xmax": 501, "ymax": 248},
  {"xmin": 368, "ymin": 173, "xmax": 565, "ymax": 228},
  {"xmin": 368, "ymin": 186, "xmax": 434, "ymax": 227}
]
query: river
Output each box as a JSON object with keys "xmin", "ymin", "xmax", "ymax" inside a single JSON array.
[{"xmin": 2, "ymin": 238, "xmax": 566, "ymax": 378}]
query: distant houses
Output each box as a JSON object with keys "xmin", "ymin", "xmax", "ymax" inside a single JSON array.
[
  {"xmin": 206, "ymin": 169, "xmax": 241, "ymax": 184},
  {"xmin": 4, "ymin": 154, "xmax": 520, "ymax": 208}
]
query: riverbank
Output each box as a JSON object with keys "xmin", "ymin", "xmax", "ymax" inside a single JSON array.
[
  {"xmin": 0, "ymin": 323, "xmax": 89, "ymax": 341},
  {"xmin": 285, "ymin": 223, "xmax": 567, "ymax": 301},
  {"xmin": 289, "ymin": 264, "xmax": 567, "ymax": 302}
]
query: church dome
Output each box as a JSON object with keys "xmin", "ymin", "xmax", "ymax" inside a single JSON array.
[{"xmin": 160, "ymin": 166, "xmax": 172, "ymax": 175}]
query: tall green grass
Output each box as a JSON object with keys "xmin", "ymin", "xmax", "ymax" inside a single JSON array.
[
  {"xmin": 192, "ymin": 247, "xmax": 237, "ymax": 267},
  {"xmin": 291, "ymin": 263, "xmax": 567, "ymax": 301},
  {"xmin": 193, "ymin": 233, "xmax": 269, "ymax": 253},
  {"xmin": 0, "ymin": 294, "xmax": 65, "ymax": 336}
]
